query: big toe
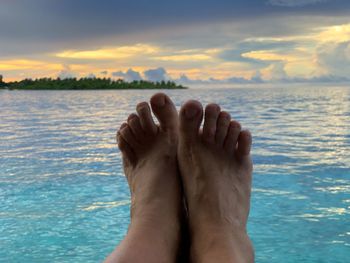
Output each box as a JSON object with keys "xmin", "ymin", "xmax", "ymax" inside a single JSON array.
[
  {"xmin": 202, "ymin": 103, "xmax": 221, "ymax": 144},
  {"xmin": 150, "ymin": 93, "xmax": 178, "ymax": 132},
  {"xmin": 179, "ymin": 100, "xmax": 203, "ymax": 142}
]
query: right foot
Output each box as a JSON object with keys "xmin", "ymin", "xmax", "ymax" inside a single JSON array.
[
  {"xmin": 178, "ymin": 101, "xmax": 254, "ymax": 263},
  {"xmin": 107, "ymin": 93, "xmax": 182, "ymax": 263}
]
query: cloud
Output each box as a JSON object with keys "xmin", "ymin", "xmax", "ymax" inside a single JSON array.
[
  {"xmin": 0, "ymin": 59, "xmax": 61, "ymax": 71},
  {"xmin": 177, "ymin": 74, "xmax": 191, "ymax": 83},
  {"xmin": 105, "ymin": 67, "xmax": 170, "ymax": 82},
  {"xmin": 176, "ymin": 74, "xmax": 209, "ymax": 84},
  {"xmin": 269, "ymin": 75, "xmax": 350, "ymax": 84},
  {"xmin": 288, "ymin": 74, "xmax": 350, "ymax": 83},
  {"xmin": 268, "ymin": 0, "xmax": 328, "ymax": 7},
  {"xmin": 251, "ymin": 70, "xmax": 264, "ymax": 83},
  {"xmin": 85, "ymin": 73, "xmax": 96, "ymax": 79},
  {"xmin": 316, "ymin": 41, "xmax": 350, "ymax": 77},
  {"xmin": 153, "ymin": 54, "xmax": 211, "ymax": 62},
  {"xmin": 217, "ymin": 40, "xmax": 296, "ymax": 68},
  {"xmin": 313, "ymin": 75, "xmax": 350, "ymax": 82},
  {"xmin": 176, "ymin": 72, "xmax": 349, "ymax": 85},
  {"xmin": 143, "ymin": 67, "xmax": 169, "ymax": 82},
  {"xmin": 176, "ymin": 72, "xmax": 265, "ymax": 85},
  {"xmin": 112, "ymin": 68, "xmax": 143, "ymax": 82},
  {"xmin": 1, "ymin": 0, "xmax": 350, "ymax": 57},
  {"xmin": 68, "ymin": 65, "xmax": 350, "ymax": 84},
  {"xmin": 58, "ymin": 65, "xmax": 76, "ymax": 79},
  {"xmin": 265, "ymin": 62, "xmax": 288, "ymax": 80},
  {"xmin": 55, "ymin": 44, "xmax": 158, "ymax": 60},
  {"xmin": 226, "ymin": 76, "xmax": 258, "ymax": 84}
]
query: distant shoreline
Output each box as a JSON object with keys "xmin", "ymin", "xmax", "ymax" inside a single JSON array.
[
  {"xmin": 0, "ymin": 77, "xmax": 187, "ymax": 90},
  {"xmin": 0, "ymin": 87, "xmax": 187, "ymax": 90}
]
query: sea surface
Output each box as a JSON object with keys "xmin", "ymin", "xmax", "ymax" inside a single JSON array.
[{"xmin": 0, "ymin": 86, "xmax": 349, "ymax": 262}]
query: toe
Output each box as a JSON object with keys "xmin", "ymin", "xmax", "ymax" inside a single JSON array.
[
  {"xmin": 215, "ymin": 111, "xmax": 231, "ymax": 146},
  {"xmin": 127, "ymin": 114, "xmax": 145, "ymax": 141},
  {"xmin": 224, "ymin": 120, "xmax": 241, "ymax": 154},
  {"xmin": 150, "ymin": 93, "xmax": 178, "ymax": 132},
  {"xmin": 120, "ymin": 124, "xmax": 140, "ymax": 150},
  {"xmin": 117, "ymin": 131, "xmax": 137, "ymax": 165},
  {"xmin": 236, "ymin": 130, "xmax": 252, "ymax": 158},
  {"xmin": 202, "ymin": 104, "xmax": 220, "ymax": 143},
  {"xmin": 119, "ymin": 122, "xmax": 128, "ymax": 131},
  {"xmin": 179, "ymin": 100, "xmax": 203, "ymax": 143},
  {"xmin": 136, "ymin": 102, "xmax": 158, "ymax": 135}
]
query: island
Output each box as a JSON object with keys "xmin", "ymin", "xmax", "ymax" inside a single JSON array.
[{"xmin": 0, "ymin": 76, "xmax": 187, "ymax": 90}]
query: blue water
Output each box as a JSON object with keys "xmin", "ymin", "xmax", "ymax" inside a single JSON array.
[{"xmin": 1, "ymin": 86, "xmax": 349, "ymax": 262}]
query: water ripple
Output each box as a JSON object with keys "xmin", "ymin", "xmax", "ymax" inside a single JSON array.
[{"xmin": 1, "ymin": 87, "xmax": 350, "ymax": 262}]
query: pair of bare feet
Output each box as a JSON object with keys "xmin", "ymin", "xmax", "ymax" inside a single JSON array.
[{"xmin": 105, "ymin": 93, "xmax": 254, "ymax": 263}]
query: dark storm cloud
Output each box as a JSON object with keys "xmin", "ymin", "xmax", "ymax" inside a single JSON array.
[
  {"xmin": 268, "ymin": 0, "xmax": 328, "ymax": 7},
  {"xmin": 1, "ymin": 0, "xmax": 350, "ymax": 43}
]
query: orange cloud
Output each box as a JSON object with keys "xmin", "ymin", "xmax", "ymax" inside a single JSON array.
[
  {"xmin": 55, "ymin": 44, "xmax": 159, "ymax": 59},
  {"xmin": 0, "ymin": 59, "xmax": 61, "ymax": 70}
]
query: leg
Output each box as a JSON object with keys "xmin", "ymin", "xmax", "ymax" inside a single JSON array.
[
  {"xmin": 105, "ymin": 93, "xmax": 182, "ymax": 263},
  {"xmin": 178, "ymin": 101, "xmax": 254, "ymax": 263}
]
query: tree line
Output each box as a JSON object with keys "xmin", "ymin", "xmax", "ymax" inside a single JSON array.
[{"xmin": 0, "ymin": 77, "xmax": 187, "ymax": 90}]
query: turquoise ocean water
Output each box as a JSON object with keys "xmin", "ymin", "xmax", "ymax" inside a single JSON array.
[{"xmin": 0, "ymin": 86, "xmax": 349, "ymax": 262}]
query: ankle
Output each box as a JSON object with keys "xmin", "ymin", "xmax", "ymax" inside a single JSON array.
[
  {"xmin": 125, "ymin": 220, "xmax": 181, "ymax": 262},
  {"xmin": 131, "ymin": 197, "xmax": 182, "ymax": 228},
  {"xmin": 191, "ymin": 225, "xmax": 254, "ymax": 263}
]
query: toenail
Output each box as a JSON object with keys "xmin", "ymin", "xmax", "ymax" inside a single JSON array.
[
  {"xmin": 120, "ymin": 123, "xmax": 128, "ymax": 130},
  {"xmin": 120, "ymin": 125, "xmax": 128, "ymax": 131},
  {"xmin": 137, "ymin": 102, "xmax": 148, "ymax": 111},
  {"xmin": 152, "ymin": 95, "xmax": 166, "ymax": 107},
  {"xmin": 128, "ymin": 118, "xmax": 136, "ymax": 126},
  {"xmin": 128, "ymin": 114, "xmax": 137, "ymax": 121},
  {"xmin": 185, "ymin": 105, "xmax": 199, "ymax": 118},
  {"xmin": 207, "ymin": 104, "xmax": 220, "ymax": 112},
  {"xmin": 220, "ymin": 112, "xmax": 230, "ymax": 120},
  {"xmin": 231, "ymin": 122, "xmax": 241, "ymax": 129}
]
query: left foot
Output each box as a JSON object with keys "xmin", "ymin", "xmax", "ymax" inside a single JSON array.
[
  {"xmin": 177, "ymin": 101, "xmax": 254, "ymax": 263},
  {"xmin": 106, "ymin": 93, "xmax": 182, "ymax": 263}
]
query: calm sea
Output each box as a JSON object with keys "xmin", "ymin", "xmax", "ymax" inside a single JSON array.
[{"xmin": 1, "ymin": 86, "xmax": 349, "ymax": 262}]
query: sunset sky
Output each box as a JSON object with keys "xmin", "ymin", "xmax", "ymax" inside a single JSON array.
[{"xmin": 1, "ymin": 0, "xmax": 350, "ymax": 84}]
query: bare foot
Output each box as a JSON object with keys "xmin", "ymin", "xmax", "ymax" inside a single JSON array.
[
  {"xmin": 105, "ymin": 93, "xmax": 182, "ymax": 263},
  {"xmin": 178, "ymin": 101, "xmax": 254, "ymax": 263}
]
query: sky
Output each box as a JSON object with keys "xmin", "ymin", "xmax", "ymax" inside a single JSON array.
[{"xmin": 1, "ymin": 0, "xmax": 350, "ymax": 84}]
